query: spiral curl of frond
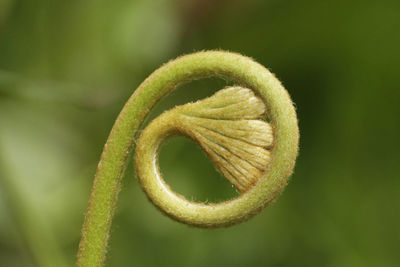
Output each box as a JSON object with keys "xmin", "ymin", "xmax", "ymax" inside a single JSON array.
[{"xmin": 78, "ymin": 51, "xmax": 299, "ymax": 267}]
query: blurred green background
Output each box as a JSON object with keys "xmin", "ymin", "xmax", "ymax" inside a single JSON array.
[{"xmin": 0, "ymin": 0, "xmax": 399, "ymax": 266}]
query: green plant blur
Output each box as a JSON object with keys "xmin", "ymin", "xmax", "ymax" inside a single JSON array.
[{"xmin": 0, "ymin": 0, "xmax": 399, "ymax": 266}]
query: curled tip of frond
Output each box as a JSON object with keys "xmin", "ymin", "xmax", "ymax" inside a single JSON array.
[{"xmin": 174, "ymin": 87, "xmax": 273, "ymax": 193}]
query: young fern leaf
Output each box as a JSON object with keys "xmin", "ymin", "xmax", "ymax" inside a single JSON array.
[
  {"xmin": 155, "ymin": 86, "xmax": 273, "ymax": 193},
  {"xmin": 78, "ymin": 51, "xmax": 299, "ymax": 267}
]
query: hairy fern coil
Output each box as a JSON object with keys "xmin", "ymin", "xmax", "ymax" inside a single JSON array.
[{"xmin": 78, "ymin": 50, "xmax": 299, "ymax": 266}]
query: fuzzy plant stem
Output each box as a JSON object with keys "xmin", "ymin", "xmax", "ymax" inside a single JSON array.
[{"xmin": 77, "ymin": 51, "xmax": 299, "ymax": 266}]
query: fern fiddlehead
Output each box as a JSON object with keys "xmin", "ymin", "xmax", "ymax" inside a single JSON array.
[{"xmin": 77, "ymin": 50, "xmax": 299, "ymax": 266}]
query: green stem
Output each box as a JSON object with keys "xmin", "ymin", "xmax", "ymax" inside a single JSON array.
[{"xmin": 77, "ymin": 50, "xmax": 299, "ymax": 266}]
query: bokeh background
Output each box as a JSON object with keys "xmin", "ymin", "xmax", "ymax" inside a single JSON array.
[{"xmin": 0, "ymin": 0, "xmax": 399, "ymax": 266}]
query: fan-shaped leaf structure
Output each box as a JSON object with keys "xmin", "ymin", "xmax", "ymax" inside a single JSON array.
[{"xmin": 173, "ymin": 87, "xmax": 274, "ymax": 192}]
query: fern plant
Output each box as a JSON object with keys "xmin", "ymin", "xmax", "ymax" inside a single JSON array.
[{"xmin": 77, "ymin": 50, "xmax": 299, "ymax": 266}]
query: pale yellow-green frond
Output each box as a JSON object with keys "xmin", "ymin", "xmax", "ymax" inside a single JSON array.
[{"xmin": 169, "ymin": 87, "xmax": 273, "ymax": 192}]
